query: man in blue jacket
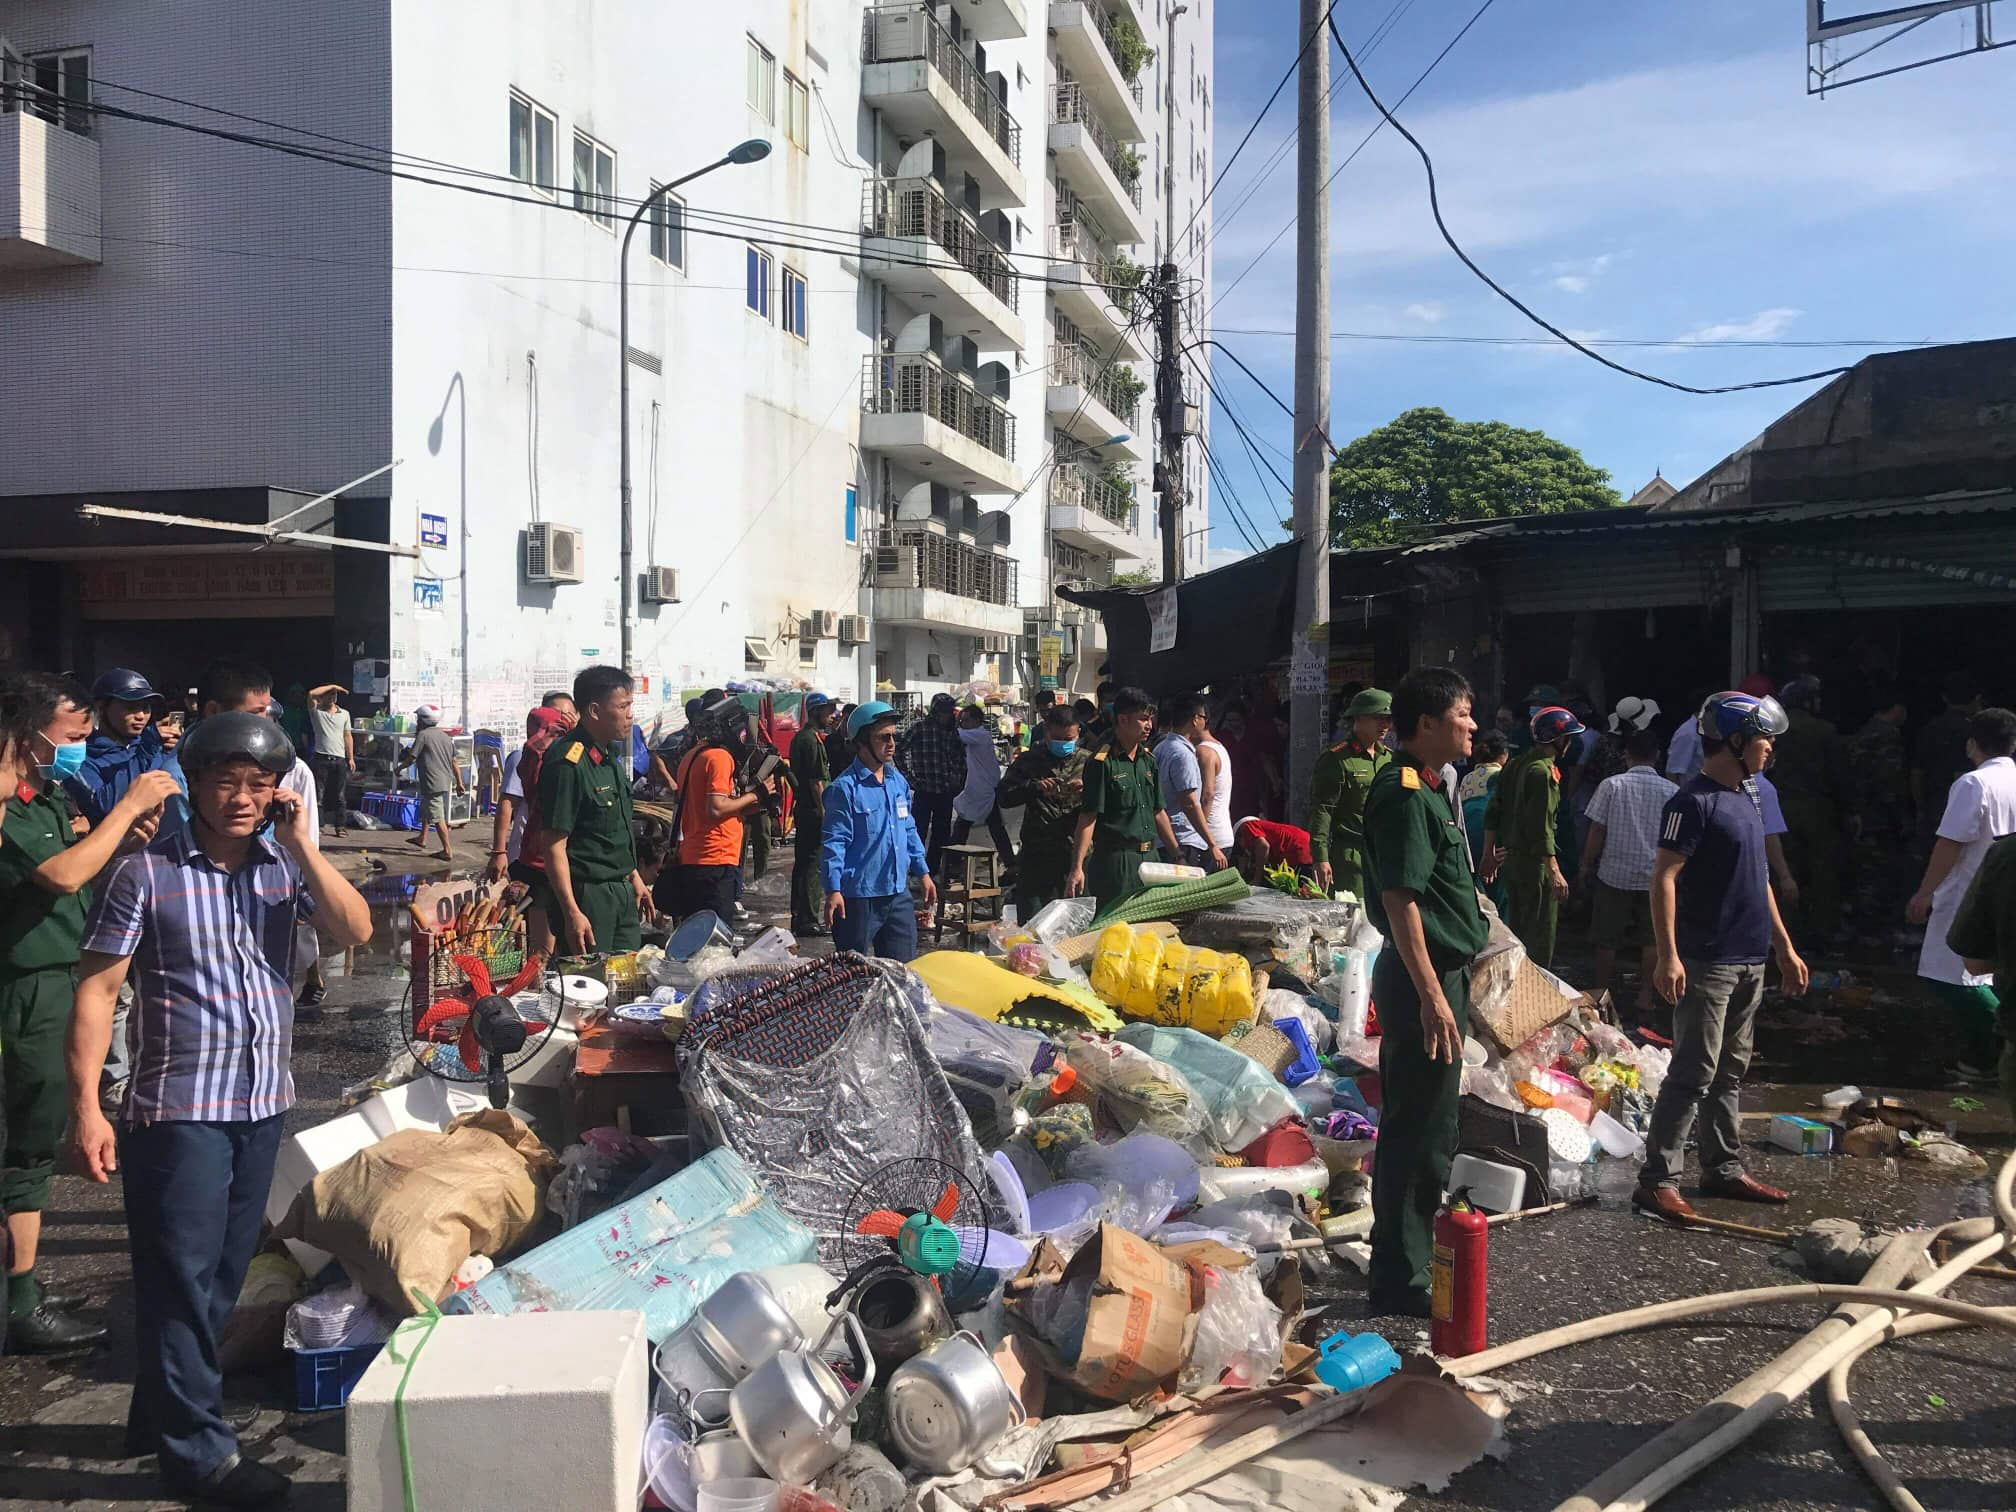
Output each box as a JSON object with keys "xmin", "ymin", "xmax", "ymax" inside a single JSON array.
[
  {"xmin": 822, "ymin": 701, "xmax": 937, "ymax": 962},
  {"xmin": 65, "ymin": 669, "xmax": 188, "ymax": 829}
]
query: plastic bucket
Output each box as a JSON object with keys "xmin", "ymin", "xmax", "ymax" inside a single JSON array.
[
  {"xmin": 1447, "ymin": 1153, "xmax": 1526, "ymax": 1214},
  {"xmin": 696, "ymin": 1479, "xmax": 778, "ymax": 1512}
]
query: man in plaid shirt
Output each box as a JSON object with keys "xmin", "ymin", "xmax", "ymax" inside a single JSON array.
[
  {"xmin": 65, "ymin": 714, "xmax": 371, "ymax": 1509},
  {"xmin": 898, "ymin": 693, "xmax": 966, "ymax": 876},
  {"xmin": 1579, "ymin": 726, "xmax": 1679, "ymax": 1022}
]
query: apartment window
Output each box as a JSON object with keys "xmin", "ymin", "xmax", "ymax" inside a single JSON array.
[
  {"xmin": 782, "ymin": 266, "xmax": 809, "ymax": 339},
  {"xmin": 746, "ymin": 36, "xmax": 776, "ymax": 120},
  {"xmin": 783, "ymin": 70, "xmax": 808, "ymax": 150},
  {"xmin": 17, "ymin": 48, "xmax": 92, "ymax": 136},
  {"xmin": 746, "ymin": 244, "xmax": 773, "ymax": 319},
  {"xmin": 572, "ymin": 132, "xmax": 616, "ymax": 228},
  {"xmin": 844, "ymin": 486, "xmax": 859, "ymax": 545},
  {"xmin": 647, "ymin": 186, "xmax": 686, "ymax": 269},
  {"xmin": 799, "ymin": 640, "xmax": 818, "ymax": 668},
  {"xmin": 507, "ymin": 92, "xmax": 556, "ymax": 195}
]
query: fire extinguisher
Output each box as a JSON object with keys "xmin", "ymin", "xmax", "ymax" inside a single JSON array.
[{"xmin": 1431, "ymin": 1191, "xmax": 1488, "ymax": 1357}]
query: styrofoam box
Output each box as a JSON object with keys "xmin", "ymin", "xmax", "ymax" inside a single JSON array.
[{"xmin": 346, "ymin": 1309, "xmax": 648, "ymax": 1512}]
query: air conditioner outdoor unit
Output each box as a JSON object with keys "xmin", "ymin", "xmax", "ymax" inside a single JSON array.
[
  {"xmin": 640, "ymin": 565, "xmax": 680, "ymax": 604},
  {"xmin": 524, "ymin": 522, "xmax": 585, "ymax": 584},
  {"xmin": 875, "ymin": 546, "xmax": 920, "ymax": 588},
  {"xmin": 803, "ymin": 609, "xmax": 839, "ymax": 639},
  {"xmin": 837, "ymin": 614, "xmax": 871, "ymax": 645},
  {"xmin": 743, "ymin": 636, "xmax": 776, "ymax": 666}
]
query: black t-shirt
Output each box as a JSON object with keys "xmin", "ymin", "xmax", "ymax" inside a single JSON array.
[{"xmin": 1658, "ymin": 773, "xmax": 1771, "ymax": 963}]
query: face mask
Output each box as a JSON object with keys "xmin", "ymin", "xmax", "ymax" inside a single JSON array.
[
  {"xmin": 1047, "ymin": 738, "xmax": 1077, "ymax": 758},
  {"xmin": 40, "ymin": 737, "xmax": 88, "ymax": 781}
]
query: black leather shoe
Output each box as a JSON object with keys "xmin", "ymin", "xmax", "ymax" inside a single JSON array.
[
  {"xmin": 165, "ymin": 1453, "xmax": 292, "ymax": 1509},
  {"xmin": 41, "ymin": 1291, "xmax": 88, "ymax": 1313},
  {"xmin": 9, "ymin": 1302, "xmax": 108, "ymax": 1352}
]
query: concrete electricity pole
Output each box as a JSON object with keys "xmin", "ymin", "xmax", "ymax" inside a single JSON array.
[
  {"xmin": 1155, "ymin": 2, "xmax": 1190, "ymax": 587},
  {"xmin": 1288, "ymin": 0, "xmax": 1331, "ymax": 827}
]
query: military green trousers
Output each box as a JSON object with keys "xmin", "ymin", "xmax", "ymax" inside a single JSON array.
[
  {"xmin": 791, "ymin": 814, "xmax": 824, "ymax": 930},
  {"xmin": 572, "ymin": 876, "xmax": 642, "ymax": 955},
  {"xmin": 1, "ymin": 967, "xmax": 74, "ymax": 1213},
  {"xmin": 1502, "ymin": 854, "xmax": 1558, "ymax": 967},
  {"xmin": 1083, "ymin": 846, "xmax": 1148, "ymax": 913},
  {"xmin": 1369, "ymin": 952, "xmax": 1469, "ymax": 1304}
]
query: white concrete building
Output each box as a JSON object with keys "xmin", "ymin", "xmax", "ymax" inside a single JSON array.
[{"xmin": 0, "ymin": 0, "xmax": 1212, "ymax": 724}]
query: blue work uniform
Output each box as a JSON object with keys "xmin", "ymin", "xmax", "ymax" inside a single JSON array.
[
  {"xmin": 821, "ymin": 758, "xmax": 929, "ymax": 962},
  {"xmin": 65, "ymin": 725, "xmax": 188, "ymax": 830}
]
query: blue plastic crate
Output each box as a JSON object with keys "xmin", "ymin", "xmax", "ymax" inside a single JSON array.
[
  {"xmin": 1271, "ymin": 1016, "xmax": 1322, "ymax": 1087},
  {"xmin": 292, "ymin": 1342, "xmax": 383, "ymax": 1411}
]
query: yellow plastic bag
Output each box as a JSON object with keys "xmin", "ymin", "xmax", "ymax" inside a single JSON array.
[
  {"xmin": 1122, "ymin": 929, "xmax": 1165, "ymax": 1019},
  {"xmin": 1089, "ymin": 924, "xmax": 1132, "ymax": 1002}
]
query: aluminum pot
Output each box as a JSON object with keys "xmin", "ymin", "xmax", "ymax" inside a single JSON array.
[
  {"xmin": 728, "ymin": 1311, "xmax": 875, "ymax": 1485},
  {"xmin": 884, "ymin": 1329, "xmax": 1026, "ymax": 1475},
  {"xmin": 687, "ymin": 1424, "xmax": 763, "ymax": 1485},
  {"xmin": 847, "ymin": 1266, "xmax": 952, "ymax": 1375},
  {"xmin": 691, "ymin": 1271, "xmax": 805, "ymax": 1383}
]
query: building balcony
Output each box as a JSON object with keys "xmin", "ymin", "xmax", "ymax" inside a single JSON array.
[
  {"xmin": 863, "ymin": 4, "xmax": 1028, "ymax": 207},
  {"xmin": 0, "ymin": 105, "xmax": 101, "ymax": 269},
  {"xmin": 1048, "ymin": 2, "xmax": 1150, "ymax": 142},
  {"xmin": 861, "ymin": 353, "xmax": 1024, "ymax": 495},
  {"xmin": 870, "ymin": 526, "xmax": 1025, "ymax": 637},
  {"xmin": 1047, "ymin": 342, "xmax": 1146, "ymax": 459},
  {"xmin": 1047, "ymin": 216, "xmax": 1147, "ymax": 360},
  {"xmin": 1048, "ymin": 463, "xmax": 1141, "ymax": 558},
  {"xmin": 1048, "ymin": 83, "xmax": 1148, "ymax": 245},
  {"xmin": 946, "ymin": 0, "xmax": 1031, "ymax": 42},
  {"xmin": 862, "ymin": 177, "xmax": 1024, "ymax": 351}
]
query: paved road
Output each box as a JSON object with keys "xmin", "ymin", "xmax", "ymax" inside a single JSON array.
[{"xmin": 3, "ymin": 835, "xmax": 2011, "ymax": 1510}]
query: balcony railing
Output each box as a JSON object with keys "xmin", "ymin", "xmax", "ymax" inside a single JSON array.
[
  {"xmin": 1050, "ymin": 462, "xmax": 1136, "ymax": 531},
  {"xmin": 1051, "ymin": 342, "xmax": 1140, "ymax": 429},
  {"xmin": 862, "ymin": 3, "xmax": 1023, "ymax": 162},
  {"xmin": 862, "ymin": 177, "xmax": 1019, "ymax": 312},
  {"xmin": 1051, "ymin": 83, "xmax": 1142, "ymax": 210},
  {"xmin": 871, "ymin": 525, "xmax": 1019, "ymax": 605},
  {"xmin": 1051, "ymin": 210, "xmax": 1138, "ymax": 309},
  {"xmin": 862, "ymin": 353, "xmax": 1017, "ymax": 461},
  {"xmin": 1053, "ymin": 541, "xmax": 1113, "ymax": 586},
  {"xmin": 1077, "ymin": 4, "xmax": 1148, "ymax": 106}
]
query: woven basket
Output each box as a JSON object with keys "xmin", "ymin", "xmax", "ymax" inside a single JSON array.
[
  {"xmin": 1231, "ymin": 1020, "xmax": 1295, "ymax": 1077},
  {"xmin": 426, "ymin": 942, "xmax": 525, "ymax": 998}
]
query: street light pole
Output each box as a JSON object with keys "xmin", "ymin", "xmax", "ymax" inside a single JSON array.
[{"xmin": 618, "ymin": 138, "xmax": 771, "ymax": 673}]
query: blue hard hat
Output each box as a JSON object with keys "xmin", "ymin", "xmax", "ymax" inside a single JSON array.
[
  {"xmin": 91, "ymin": 668, "xmax": 163, "ymax": 705},
  {"xmin": 1529, "ymin": 705, "xmax": 1586, "ymax": 745},
  {"xmin": 805, "ymin": 692, "xmax": 835, "ymax": 711},
  {"xmin": 846, "ymin": 700, "xmax": 899, "ymax": 742},
  {"xmin": 1696, "ymin": 691, "xmax": 1790, "ymax": 750}
]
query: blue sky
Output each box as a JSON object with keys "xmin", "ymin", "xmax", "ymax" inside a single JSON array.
[{"xmin": 1198, "ymin": 0, "xmax": 2016, "ymax": 564}]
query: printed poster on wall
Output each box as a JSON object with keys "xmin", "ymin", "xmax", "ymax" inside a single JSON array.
[{"xmin": 1147, "ymin": 589, "xmax": 1178, "ymax": 654}]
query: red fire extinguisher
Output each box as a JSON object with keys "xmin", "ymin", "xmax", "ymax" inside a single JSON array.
[{"xmin": 1431, "ymin": 1192, "xmax": 1488, "ymax": 1357}]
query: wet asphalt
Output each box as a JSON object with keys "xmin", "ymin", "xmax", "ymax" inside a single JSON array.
[{"xmin": 2, "ymin": 832, "xmax": 2011, "ymax": 1511}]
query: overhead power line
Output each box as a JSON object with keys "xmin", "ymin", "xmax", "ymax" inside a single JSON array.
[
  {"xmin": 1212, "ymin": 327, "xmax": 1948, "ymax": 351},
  {"xmin": 1325, "ymin": 12, "xmax": 1853, "ymax": 395}
]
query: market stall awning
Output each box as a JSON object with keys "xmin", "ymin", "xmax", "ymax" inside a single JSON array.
[{"xmin": 1058, "ymin": 542, "xmax": 1301, "ymax": 693}]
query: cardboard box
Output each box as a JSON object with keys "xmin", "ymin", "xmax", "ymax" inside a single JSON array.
[
  {"xmin": 1009, "ymin": 1223, "xmax": 1203, "ymax": 1402},
  {"xmin": 1768, "ymin": 1113, "xmax": 1836, "ymax": 1156},
  {"xmin": 1469, "ymin": 954, "xmax": 1584, "ymax": 1055}
]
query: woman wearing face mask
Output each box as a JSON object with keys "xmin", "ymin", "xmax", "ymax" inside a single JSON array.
[
  {"xmin": 0, "ymin": 672, "xmax": 178, "ymax": 1354},
  {"xmin": 995, "ymin": 705, "xmax": 1089, "ymax": 916}
]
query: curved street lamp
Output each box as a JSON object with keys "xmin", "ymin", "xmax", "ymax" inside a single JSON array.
[{"xmin": 619, "ymin": 139, "xmax": 772, "ymax": 671}]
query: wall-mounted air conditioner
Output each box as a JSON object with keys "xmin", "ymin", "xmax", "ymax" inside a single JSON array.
[
  {"xmin": 639, "ymin": 566, "xmax": 680, "ymax": 604},
  {"xmin": 837, "ymin": 614, "xmax": 871, "ymax": 645},
  {"xmin": 524, "ymin": 522, "xmax": 584, "ymax": 584},
  {"xmin": 802, "ymin": 609, "xmax": 838, "ymax": 639}
]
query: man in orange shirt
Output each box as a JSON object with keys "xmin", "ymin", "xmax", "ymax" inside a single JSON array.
[{"xmin": 671, "ymin": 701, "xmax": 767, "ymax": 924}]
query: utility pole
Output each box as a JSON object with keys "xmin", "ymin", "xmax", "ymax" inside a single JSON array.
[
  {"xmin": 1155, "ymin": 3, "xmax": 1190, "ymax": 587},
  {"xmin": 1288, "ymin": 0, "xmax": 1331, "ymax": 828}
]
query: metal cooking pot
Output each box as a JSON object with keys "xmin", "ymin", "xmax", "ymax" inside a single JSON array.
[
  {"xmin": 728, "ymin": 1311, "xmax": 875, "ymax": 1485},
  {"xmin": 691, "ymin": 1271, "xmax": 806, "ymax": 1382},
  {"xmin": 885, "ymin": 1329, "xmax": 1026, "ymax": 1475},
  {"xmin": 846, "ymin": 1265, "xmax": 952, "ymax": 1375},
  {"xmin": 688, "ymin": 1423, "xmax": 763, "ymax": 1485}
]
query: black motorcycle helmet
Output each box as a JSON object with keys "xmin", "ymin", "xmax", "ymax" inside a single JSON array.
[{"xmin": 178, "ymin": 712, "xmax": 296, "ymax": 779}]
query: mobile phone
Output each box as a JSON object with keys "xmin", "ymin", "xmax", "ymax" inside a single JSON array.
[{"xmin": 257, "ymin": 794, "xmax": 299, "ymax": 837}]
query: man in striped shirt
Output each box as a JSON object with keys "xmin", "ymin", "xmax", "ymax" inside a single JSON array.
[{"xmin": 64, "ymin": 713, "xmax": 371, "ymax": 1509}]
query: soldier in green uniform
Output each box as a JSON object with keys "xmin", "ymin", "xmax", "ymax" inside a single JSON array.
[
  {"xmin": 1, "ymin": 672, "xmax": 178, "ymax": 1352},
  {"xmin": 536, "ymin": 665, "xmax": 654, "ymax": 956},
  {"xmin": 996, "ymin": 704, "xmax": 1092, "ymax": 915},
  {"xmin": 1481, "ymin": 704, "xmax": 1583, "ymax": 967},
  {"xmin": 1066, "ymin": 687, "xmax": 1180, "ymax": 909},
  {"xmin": 1360, "ymin": 667, "xmax": 1489, "ymax": 1317},
  {"xmin": 788, "ymin": 694, "xmax": 837, "ymax": 935},
  {"xmin": 1771, "ymin": 675, "xmax": 1857, "ymax": 944},
  {"xmin": 1308, "ymin": 687, "xmax": 1393, "ymax": 902}
]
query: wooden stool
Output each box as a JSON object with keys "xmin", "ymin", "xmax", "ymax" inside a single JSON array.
[{"xmin": 936, "ymin": 843, "xmax": 1004, "ymax": 944}]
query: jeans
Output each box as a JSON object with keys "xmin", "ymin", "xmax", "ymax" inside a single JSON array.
[
  {"xmin": 1641, "ymin": 959, "xmax": 1766, "ymax": 1190},
  {"xmin": 950, "ymin": 806, "xmax": 1015, "ymax": 867},
  {"xmin": 913, "ymin": 790, "xmax": 958, "ymax": 877},
  {"xmin": 121, "ymin": 1114, "xmax": 286, "ymax": 1480},
  {"xmin": 1178, "ymin": 845, "xmax": 1224, "ymax": 874},
  {"xmin": 103, "ymin": 981, "xmax": 133, "ymax": 1087},
  {"xmin": 832, "ymin": 892, "xmax": 920, "ymax": 963}
]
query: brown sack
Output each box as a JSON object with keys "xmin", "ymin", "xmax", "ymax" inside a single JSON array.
[{"xmin": 277, "ymin": 1110, "xmax": 557, "ymax": 1315}]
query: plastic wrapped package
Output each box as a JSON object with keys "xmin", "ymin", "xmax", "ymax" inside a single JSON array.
[
  {"xmin": 1026, "ymin": 1101, "xmax": 1097, "ymax": 1177},
  {"xmin": 1633, "ymin": 1043, "xmax": 1671, "ymax": 1098},
  {"xmin": 1461, "ymin": 1061, "xmax": 1525, "ymax": 1114},
  {"xmin": 285, "ymin": 1282, "xmax": 394, "ymax": 1351},
  {"xmin": 1179, "ymin": 1265, "xmax": 1283, "ymax": 1391},
  {"xmin": 927, "ymin": 1003, "xmax": 1045, "ymax": 1148},
  {"xmin": 1066, "ymin": 1130, "xmax": 1202, "ymax": 1206},
  {"xmin": 1292, "ymin": 1072, "xmax": 1338, "ymax": 1118},
  {"xmin": 1114, "ymin": 1023, "xmax": 1302, "ymax": 1152},
  {"xmin": 1025, "ymin": 897, "xmax": 1097, "ymax": 945},
  {"xmin": 1095, "ymin": 1177, "xmax": 1180, "ymax": 1237},
  {"xmin": 1057, "ymin": 1034, "xmax": 1209, "ymax": 1150},
  {"xmin": 1263, "ymin": 989, "xmax": 1334, "ymax": 1056}
]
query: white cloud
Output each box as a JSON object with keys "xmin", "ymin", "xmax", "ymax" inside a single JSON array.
[
  {"xmin": 1403, "ymin": 301, "xmax": 1446, "ymax": 323},
  {"xmin": 1678, "ymin": 307, "xmax": 1803, "ymax": 343},
  {"xmin": 1553, "ymin": 275, "xmax": 1589, "ymax": 294},
  {"xmin": 1206, "ymin": 545, "xmax": 1253, "ymax": 572},
  {"xmin": 1548, "ymin": 254, "xmax": 1611, "ymax": 295}
]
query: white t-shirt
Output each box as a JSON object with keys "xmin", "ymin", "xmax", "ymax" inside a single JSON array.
[
  {"xmin": 1917, "ymin": 755, "xmax": 2016, "ymax": 986},
  {"xmin": 499, "ymin": 748, "xmax": 529, "ymax": 861}
]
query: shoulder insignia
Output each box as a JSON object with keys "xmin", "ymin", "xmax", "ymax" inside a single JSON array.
[
  {"xmin": 1092, "ymin": 749, "xmax": 1109, "ymax": 763},
  {"xmin": 1550, "ymin": 765, "xmax": 1561, "ymax": 783},
  {"xmin": 1327, "ymin": 741, "xmax": 1348, "ymax": 754},
  {"xmin": 561, "ymin": 741, "xmax": 584, "ymax": 764},
  {"xmin": 1399, "ymin": 766, "xmax": 1421, "ymax": 790}
]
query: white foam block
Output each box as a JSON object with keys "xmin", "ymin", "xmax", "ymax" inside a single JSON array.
[{"xmin": 346, "ymin": 1309, "xmax": 648, "ymax": 1512}]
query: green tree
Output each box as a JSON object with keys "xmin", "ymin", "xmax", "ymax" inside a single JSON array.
[{"xmin": 1328, "ymin": 407, "xmax": 1622, "ymax": 547}]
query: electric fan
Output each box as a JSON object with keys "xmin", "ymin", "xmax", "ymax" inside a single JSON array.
[
  {"xmin": 410, "ymin": 952, "xmax": 551, "ymax": 1108},
  {"xmin": 836, "ymin": 1157, "xmax": 1029, "ymax": 1298}
]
